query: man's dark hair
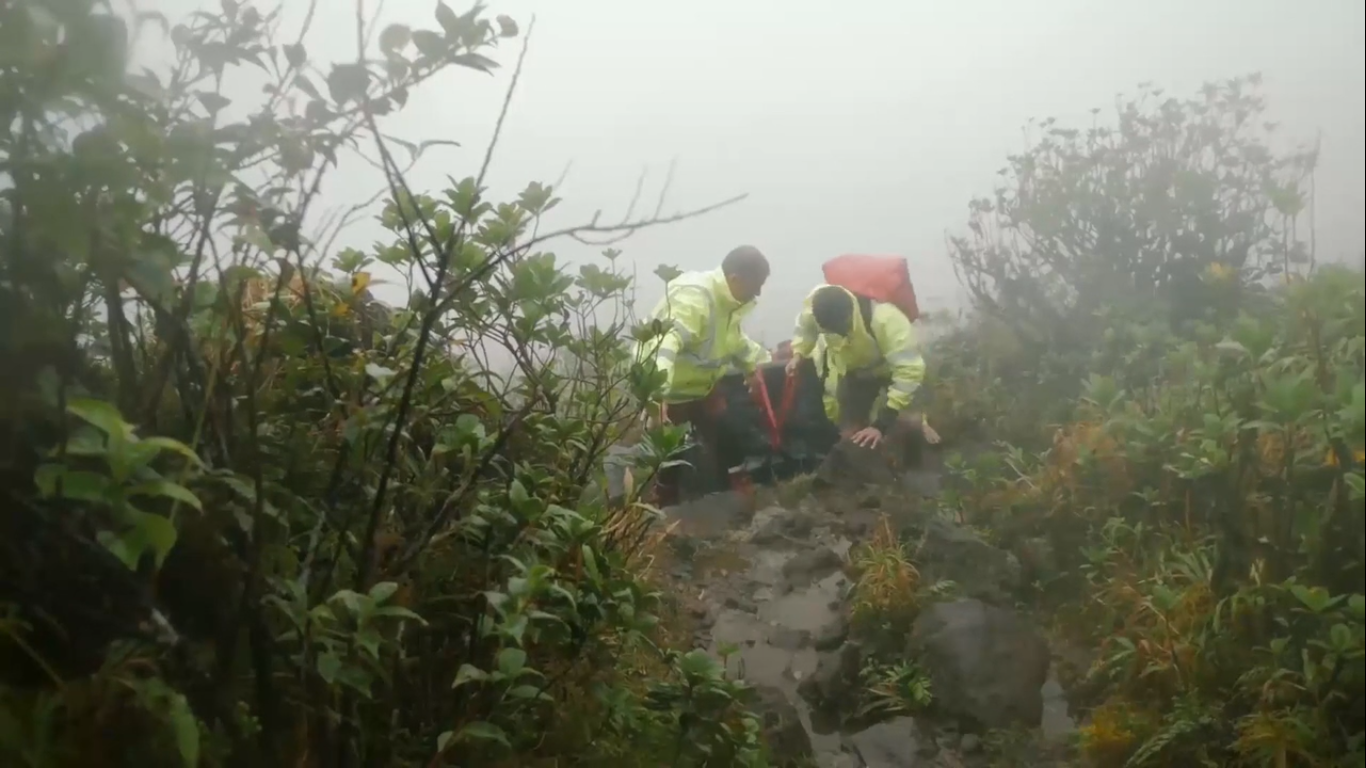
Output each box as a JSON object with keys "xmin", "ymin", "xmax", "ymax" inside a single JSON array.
[
  {"xmin": 811, "ymin": 285, "xmax": 854, "ymax": 335},
  {"xmin": 721, "ymin": 245, "xmax": 769, "ymax": 280}
]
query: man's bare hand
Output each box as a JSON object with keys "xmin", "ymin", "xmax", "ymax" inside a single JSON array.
[
  {"xmin": 784, "ymin": 354, "xmax": 803, "ymax": 377},
  {"xmin": 849, "ymin": 426, "xmax": 883, "ymax": 449},
  {"xmin": 921, "ymin": 420, "xmax": 941, "ymax": 445}
]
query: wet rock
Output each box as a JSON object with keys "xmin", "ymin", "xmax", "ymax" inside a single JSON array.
[
  {"xmin": 958, "ymin": 734, "xmax": 981, "ymax": 753},
  {"xmin": 750, "ymin": 506, "xmax": 818, "ymax": 545},
  {"xmin": 711, "ymin": 609, "xmax": 768, "ymax": 648},
  {"xmin": 907, "ymin": 599, "xmax": 1050, "ymax": 729},
  {"xmin": 797, "ymin": 642, "xmax": 862, "ymax": 716},
  {"xmin": 752, "ymin": 685, "xmax": 815, "ymax": 764},
  {"xmin": 688, "ymin": 604, "xmax": 721, "ymax": 628},
  {"xmin": 900, "ymin": 468, "xmax": 942, "ymax": 498},
  {"xmin": 782, "ymin": 547, "xmax": 843, "ymax": 588},
  {"xmin": 665, "ymin": 491, "xmax": 756, "ymax": 541},
  {"xmin": 1040, "ymin": 675, "xmax": 1078, "ymax": 741},
  {"xmin": 761, "ymin": 572, "xmax": 845, "ymax": 635},
  {"xmin": 907, "ymin": 517, "xmax": 1021, "ymax": 605},
  {"xmin": 815, "ymin": 441, "xmax": 897, "ymax": 489},
  {"xmin": 812, "ymin": 611, "xmax": 849, "ymax": 651},
  {"xmin": 724, "ymin": 594, "xmax": 758, "ymax": 613},
  {"xmin": 844, "ymin": 717, "xmax": 921, "ymax": 767},
  {"xmin": 768, "ymin": 625, "xmax": 811, "ymax": 650},
  {"xmin": 840, "ymin": 511, "xmax": 876, "ymax": 538}
]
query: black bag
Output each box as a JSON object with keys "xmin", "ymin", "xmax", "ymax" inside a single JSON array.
[{"xmin": 712, "ymin": 361, "xmax": 839, "ymax": 482}]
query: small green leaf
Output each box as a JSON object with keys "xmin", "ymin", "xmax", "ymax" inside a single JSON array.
[
  {"xmin": 411, "ymin": 30, "xmax": 445, "ymax": 57},
  {"xmin": 494, "ymin": 14, "xmax": 519, "ymax": 38},
  {"xmin": 366, "ymin": 363, "xmax": 397, "ymax": 382},
  {"xmin": 166, "ymin": 692, "xmax": 200, "ymax": 768},
  {"xmin": 455, "ymin": 721, "xmax": 510, "ymax": 747},
  {"xmin": 283, "ymin": 43, "xmax": 306, "ymax": 68},
  {"xmin": 104, "ymin": 510, "xmax": 179, "ymax": 570},
  {"xmin": 127, "ymin": 480, "xmax": 203, "ymax": 511},
  {"xmin": 196, "ymin": 92, "xmax": 231, "ymax": 113},
  {"xmin": 509, "ymin": 479, "xmax": 529, "ymax": 506},
  {"xmin": 67, "ymin": 398, "xmax": 131, "ymax": 439},
  {"xmin": 496, "ymin": 647, "xmax": 526, "ymax": 677},
  {"xmin": 327, "ymin": 63, "xmax": 371, "ymax": 104},
  {"xmin": 452, "ymin": 663, "xmax": 489, "ymax": 688},
  {"xmin": 34, "ymin": 465, "xmax": 112, "ymax": 504},
  {"xmin": 434, "ymin": 1, "xmax": 458, "ymax": 36},
  {"xmin": 316, "ymin": 651, "xmax": 342, "ymax": 684},
  {"xmin": 373, "ymin": 605, "xmax": 426, "ymax": 623},
  {"xmin": 455, "ymin": 412, "xmax": 484, "ymax": 436},
  {"xmin": 581, "ymin": 545, "xmax": 601, "ymax": 580},
  {"xmin": 1214, "ymin": 337, "xmax": 1250, "ymax": 358},
  {"xmin": 370, "ymin": 581, "xmax": 399, "ymax": 603},
  {"xmin": 138, "ymin": 436, "xmax": 205, "ymax": 467},
  {"xmin": 57, "ymin": 427, "xmax": 108, "ymax": 457},
  {"xmin": 378, "ymin": 23, "xmax": 411, "ymax": 53},
  {"xmin": 508, "ymin": 684, "xmax": 547, "ymax": 700}
]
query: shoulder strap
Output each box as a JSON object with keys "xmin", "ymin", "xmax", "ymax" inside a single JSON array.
[{"xmin": 857, "ymin": 295, "xmax": 874, "ymax": 335}]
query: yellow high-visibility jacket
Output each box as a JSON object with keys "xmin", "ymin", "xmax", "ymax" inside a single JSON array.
[
  {"xmin": 789, "ymin": 284, "xmax": 925, "ymax": 427},
  {"xmin": 640, "ymin": 268, "xmax": 770, "ymax": 403}
]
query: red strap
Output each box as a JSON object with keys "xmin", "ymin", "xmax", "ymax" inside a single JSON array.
[{"xmin": 754, "ymin": 374, "xmax": 799, "ymax": 451}]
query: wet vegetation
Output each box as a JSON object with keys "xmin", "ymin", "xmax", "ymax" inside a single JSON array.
[
  {"xmin": 902, "ymin": 76, "xmax": 1365, "ymax": 766},
  {"xmin": 0, "ymin": 1, "xmax": 1361, "ymax": 767}
]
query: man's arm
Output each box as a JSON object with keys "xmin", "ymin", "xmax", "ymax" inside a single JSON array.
[
  {"xmin": 789, "ymin": 300, "xmax": 820, "ymax": 359},
  {"xmin": 737, "ymin": 333, "xmax": 771, "ymax": 375},
  {"xmin": 649, "ymin": 286, "xmax": 709, "ymax": 393},
  {"xmin": 870, "ymin": 309, "xmax": 926, "ymax": 433}
]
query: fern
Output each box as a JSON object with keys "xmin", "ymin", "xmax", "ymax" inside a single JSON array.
[{"xmin": 1125, "ymin": 696, "xmax": 1219, "ymax": 767}]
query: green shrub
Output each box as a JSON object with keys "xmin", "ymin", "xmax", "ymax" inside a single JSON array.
[
  {"xmin": 933, "ymin": 75, "xmax": 1365, "ymax": 767},
  {"xmin": 0, "ymin": 1, "xmax": 763, "ymax": 765}
]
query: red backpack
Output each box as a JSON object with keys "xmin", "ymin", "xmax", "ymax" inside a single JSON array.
[{"xmin": 821, "ymin": 254, "xmax": 922, "ymax": 326}]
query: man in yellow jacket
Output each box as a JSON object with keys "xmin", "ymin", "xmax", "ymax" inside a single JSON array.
[
  {"xmin": 641, "ymin": 246, "xmax": 771, "ymax": 502},
  {"xmin": 784, "ymin": 284, "xmax": 937, "ymax": 453}
]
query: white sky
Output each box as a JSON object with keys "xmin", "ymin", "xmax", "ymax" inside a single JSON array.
[{"xmin": 144, "ymin": 0, "xmax": 1366, "ymax": 344}]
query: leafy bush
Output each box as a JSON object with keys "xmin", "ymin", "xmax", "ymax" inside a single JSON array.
[
  {"xmin": 0, "ymin": 1, "xmax": 767, "ymax": 765},
  {"xmin": 941, "ymin": 74, "xmax": 1322, "ymax": 448},
  {"xmin": 931, "ymin": 75, "xmax": 1365, "ymax": 767}
]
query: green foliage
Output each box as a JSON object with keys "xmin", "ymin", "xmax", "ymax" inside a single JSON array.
[
  {"xmin": 857, "ymin": 660, "xmax": 933, "ymax": 721},
  {"xmin": 0, "ymin": 0, "xmax": 761, "ymax": 766},
  {"xmin": 933, "ymin": 75, "xmax": 1365, "ymax": 767}
]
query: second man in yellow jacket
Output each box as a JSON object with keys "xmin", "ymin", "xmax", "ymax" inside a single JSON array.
[{"xmin": 784, "ymin": 284, "xmax": 935, "ymax": 452}]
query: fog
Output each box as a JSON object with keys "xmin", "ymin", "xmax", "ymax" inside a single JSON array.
[{"xmin": 148, "ymin": 0, "xmax": 1366, "ymax": 344}]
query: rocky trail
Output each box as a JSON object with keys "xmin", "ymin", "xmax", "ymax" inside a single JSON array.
[{"xmin": 653, "ymin": 444, "xmax": 1084, "ymax": 767}]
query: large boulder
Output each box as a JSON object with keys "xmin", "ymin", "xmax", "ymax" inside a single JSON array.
[
  {"xmin": 905, "ymin": 517, "xmax": 1022, "ymax": 605},
  {"xmin": 814, "ymin": 440, "xmax": 898, "ymax": 489},
  {"xmin": 907, "ymin": 599, "xmax": 1051, "ymax": 729}
]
